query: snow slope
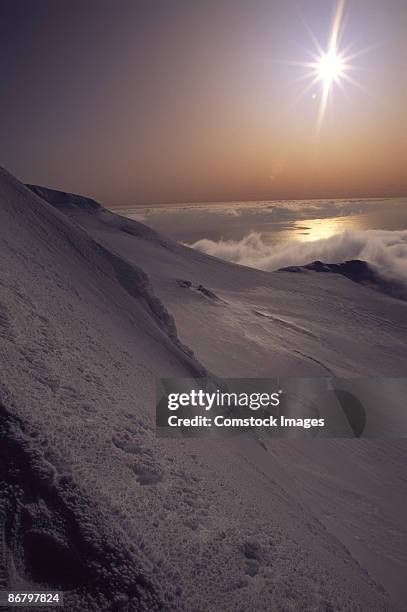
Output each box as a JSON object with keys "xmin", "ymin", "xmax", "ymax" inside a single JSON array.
[
  {"xmin": 57, "ymin": 193, "xmax": 407, "ymax": 379},
  {"xmin": 0, "ymin": 169, "xmax": 406, "ymax": 610}
]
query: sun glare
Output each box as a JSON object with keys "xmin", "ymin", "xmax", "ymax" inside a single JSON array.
[
  {"xmin": 315, "ymin": 50, "xmax": 346, "ymax": 87},
  {"xmin": 285, "ymin": 0, "xmax": 373, "ymax": 137}
]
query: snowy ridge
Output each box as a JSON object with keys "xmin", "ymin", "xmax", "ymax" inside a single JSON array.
[
  {"xmin": 280, "ymin": 259, "xmax": 407, "ymax": 301},
  {"xmin": 0, "ymin": 168, "xmax": 206, "ymax": 609},
  {"xmin": 0, "ymin": 169, "xmax": 406, "ymax": 610},
  {"xmin": 27, "ymin": 184, "xmax": 102, "ymax": 212}
]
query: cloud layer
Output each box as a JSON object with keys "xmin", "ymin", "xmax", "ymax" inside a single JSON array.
[{"xmin": 190, "ymin": 229, "xmax": 407, "ymax": 287}]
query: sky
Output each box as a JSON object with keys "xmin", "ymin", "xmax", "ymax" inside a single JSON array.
[{"xmin": 0, "ymin": 0, "xmax": 405, "ymax": 206}]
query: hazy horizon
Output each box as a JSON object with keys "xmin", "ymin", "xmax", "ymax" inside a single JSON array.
[
  {"xmin": 110, "ymin": 193, "xmax": 407, "ymax": 209},
  {"xmin": 118, "ymin": 195, "xmax": 407, "ymax": 240}
]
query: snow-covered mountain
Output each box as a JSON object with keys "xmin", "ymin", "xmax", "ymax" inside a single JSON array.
[{"xmin": 1, "ymin": 167, "xmax": 406, "ymax": 610}]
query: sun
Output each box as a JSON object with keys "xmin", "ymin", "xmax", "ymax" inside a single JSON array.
[
  {"xmin": 315, "ymin": 50, "xmax": 346, "ymax": 87},
  {"xmin": 284, "ymin": 0, "xmax": 364, "ymax": 136},
  {"xmin": 284, "ymin": 0, "xmax": 373, "ymax": 137}
]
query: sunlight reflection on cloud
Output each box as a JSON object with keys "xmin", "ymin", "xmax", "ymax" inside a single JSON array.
[{"xmin": 190, "ymin": 229, "xmax": 407, "ymax": 288}]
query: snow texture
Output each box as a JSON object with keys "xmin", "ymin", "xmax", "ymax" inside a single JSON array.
[{"xmin": 0, "ymin": 169, "xmax": 406, "ymax": 610}]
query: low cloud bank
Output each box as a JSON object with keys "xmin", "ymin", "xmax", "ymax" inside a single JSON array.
[{"xmin": 190, "ymin": 229, "xmax": 407, "ymax": 286}]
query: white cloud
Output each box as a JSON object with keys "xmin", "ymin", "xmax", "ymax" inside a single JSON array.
[{"xmin": 189, "ymin": 229, "xmax": 407, "ymax": 287}]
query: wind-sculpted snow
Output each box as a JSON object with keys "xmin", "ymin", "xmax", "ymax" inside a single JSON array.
[
  {"xmin": 190, "ymin": 229, "xmax": 407, "ymax": 294},
  {"xmin": 28, "ymin": 183, "xmax": 173, "ymax": 248},
  {"xmin": 1, "ymin": 169, "xmax": 407, "ymax": 610},
  {"xmin": 0, "ymin": 168, "xmax": 208, "ymax": 609},
  {"xmin": 0, "ymin": 390, "xmax": 169, "ymax": 611},
  {"xmin": 27, "ymin": 185, "xmax": 102, "ymax": 213},
  {"xmin": 280, "ymin": 259, "xmax": 407, "ymax": 300}
]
